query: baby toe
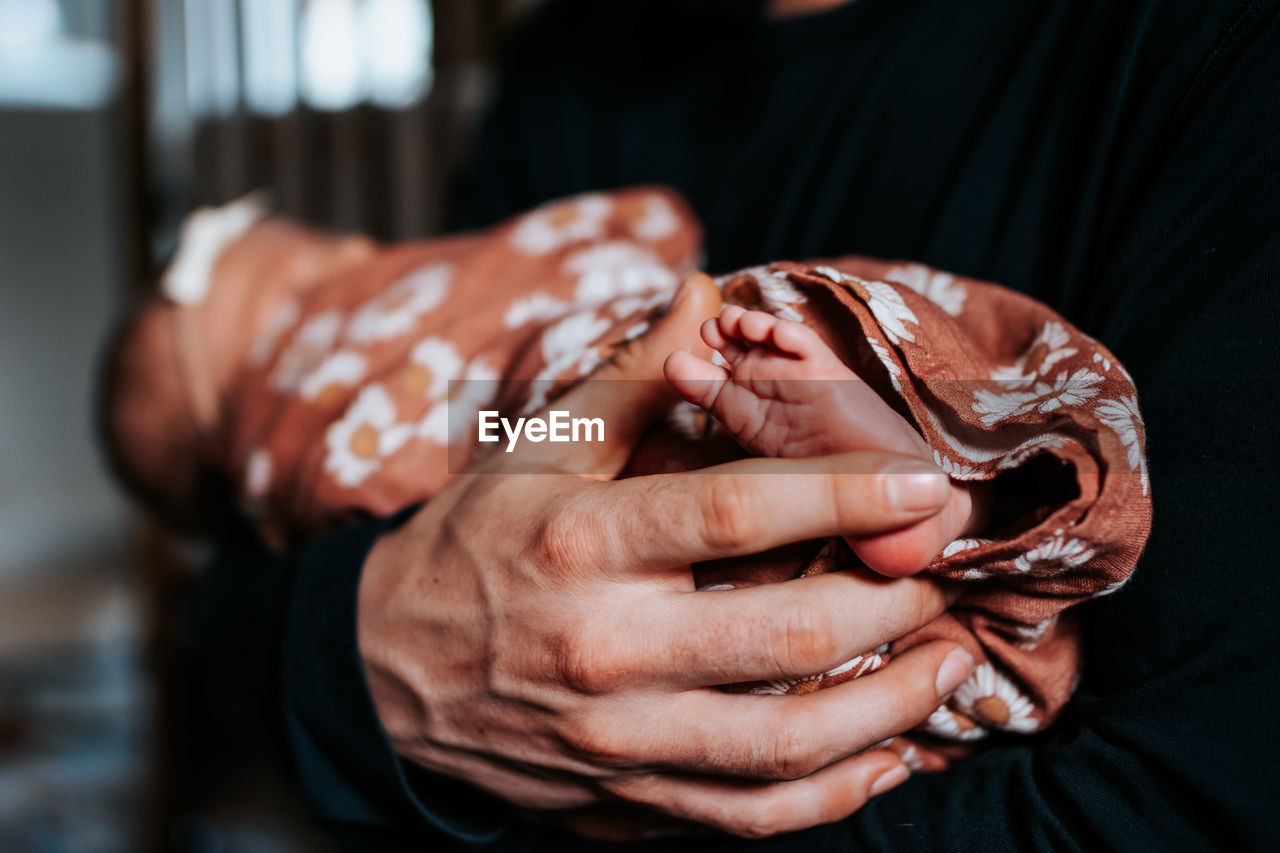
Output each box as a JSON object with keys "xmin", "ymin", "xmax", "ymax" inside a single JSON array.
[{"xmin": 738, "ymin": 310, "xmax": 778, "ymax": 343}]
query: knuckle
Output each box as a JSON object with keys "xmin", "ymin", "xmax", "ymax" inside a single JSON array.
[
  {"xmin": 536, "ymin": 503, "xmax": 595, "ymax": 574},
  {"xmin": 659, "ymin": 794, "xmax": 783, "ymax": 840},
  {"xmin": 701, "ymin": 478, "xmax": 756, "ymax": 551},
  {"xmin": 729, "ymin": 809, "xmax": 785, "ymax": 840},
  {"xmin": 872, "ymin": 580, "xmax": 936, "ymax": 641},
  {"xmin": 764, "ymin": 713, "xmax": 819, "ymax": 781},
  {"xmin": 776, "ymin": 604, "xmax": 839, "ymax": 675},
  {"xmin": 904, "ymin": 580, "xmax": 940, "ymax": 626},
  {"xmin": 559, "ymin": 716, "xmax": 634, "ymax": 769},
  {"xmin": 553, "ymin": 624, "xmax": 626, "ymax": 696}
]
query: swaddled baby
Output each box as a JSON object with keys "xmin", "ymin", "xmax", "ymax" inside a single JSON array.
[{"xmin": 103, "ymin": 188, "xmax": 1151, "ymax": 764}]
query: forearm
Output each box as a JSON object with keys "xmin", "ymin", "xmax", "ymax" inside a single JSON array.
[{"xmin": 187, "ymin": 511, "xmax": 510, "ymax": 848}]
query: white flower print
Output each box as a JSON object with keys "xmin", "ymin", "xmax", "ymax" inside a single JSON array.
[
  {"xmin": 971, "ymin": 384, "xmax": 1051, "ymax": 425},
  {"xmin": 346, "ymin": 263, "xmax": 452, "ymax": 343},
  {"xmin": 427, "ymin": 358, "xmax": 501, "ymax": 444},
  {"xmin": 812, "ymin": 266, "xmax": 919, "ymax": 345},
  {"xmin": 542, "ymin": 310, "xmax": 613, "ymax": 367},
  {"xmin": 924, "ymin": 704, "xmax": 987, "ymax": 742},
  {"xmin": 520, "ymin": 311, "xmax": 613, "ymax": 414},
  {"xmin": 1091, "ymin": 343, "xmax": 1133, "ymax": 382},
  {"xmin": 971, "ymin": 368, "xmax": 1105, "ymax": 426},
  {"xmin": 1014, "ymin": 531, "xmax": 1096, "ymax": 575},
  {"xmin": 1094, "ymin": 577, "xmax": 1131, "ymax": 598},
  {"xmin": 751, "ymin": 634, "xmax": 886, "ymax": 694},
  {"xmin": 299, "ymin": 350, "xmax": 368, "ymax": 403},
  {"xmin": 897, "ymin": 743, "xmax": 926, "ymax": 772},
  {"xmin": 867, "ymin": 338, "xmax": 904, "ymax": 393},
  {"xmin": 939, "ymin": 532, "xmax": 994, "ymax": 581},
  {"xmin": 522, "ymin": 377, "xmax": 557, "ymax": 418},
  {"xmin": 747, "ymin": 678, "xmax": 811, "ymax": 696},
  {"xmin": 504, "ymin": 293, "xmax": 573, "ymax": 329},
  {"xmin": 924, "ymin": 406, "xmax": 1042, "ymax": 467},
  {"xmin": 932, "ymin": 450, "xmax": 984, "ymax": 481},
  {"xmin": 418, "ymin": 401, "xmax": 449, "ymax": 445},
  {"xmin": 510, "ymin": 194, "xmax": 612, "ymax": 255},
  {"xmin": 942, "ymin": 537, "xmax": 992, "ymax": 559},
  {"xmin": 1094, "ymin": 395, "xmax": 1149, "ymax": 495},
  {"xmin": 667, "ymin": 400, "xmax": 715, "ymax": 441},
  {"xmin": 271, "ymin": 311, "xmax": 343, "ymax": 391},
  {"xmin": 990, "ymin": 321, "xmax": 1077, "ymax": 384},
  {"xmin": 564, "ymin": 242, "xmax": 678, "ymax": 304},
  {"xmin": 249, "ymin": 301, "xmax": 300, "ymax": 366},
  {"xmin": 753, "ymin": 267, "xmax": 808, "ymax": 322},
  {"xmin": 323, "ymin": 385, "xmax": 413, "ymax": 487},
  {"xmin": 995, "ymin": 433, "xmax": 1069, "ymax": 471},
  {"xmin": 163, "ymin": 192, "xmax": 269, "ymax": 305},
  {"xmin": 608, "ymin": 291, "xmax": 669, "ymax": 320},
  {"xmin": 885, "ymin": 263, "xmax": 967, "ymax": 316},
  {"xmin": 621, "ymin": 193, "xmax": 680, "ymax": 241},
  {"xmin": 856, "ymin": 280, "xmax": 922, "ymax": 345},
  {"xmin": 716, "ymin": 266, "xmax": 808, "ymax": 322},
  {"xmin": 244, "ymin": 448, "xmax": 272, "ymax": 498},
  {"xmin": 240, "ymin": 448, "xmax": 273, "ymax": 521},
  {"xmin": 401, "ymin": 337, "xmax": 463, "ymax": 401},
  {"xmin": 1013, "ymin": 617, "xmax": 1056, "ymax": 649},
  {"xmin": 952, "ymin": 664, "xmax": 1038, "ymax": 734},
  {"xmin": 822, "ymin": 651, "xmax": 882, "ymax": 680}
]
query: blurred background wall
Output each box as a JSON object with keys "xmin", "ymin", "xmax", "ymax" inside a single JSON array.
[{"xmin": 0, "ymin": 1, "xmax": 532, "ymax": 849}]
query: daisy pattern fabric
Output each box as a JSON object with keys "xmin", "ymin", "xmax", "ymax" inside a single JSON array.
[
  {"xmin": 109, "ymin": 187, "xmax": 1151, "ymax": 751},
  {"xmin": 211, "ymin": 188, "xmax": 703, "ymax": 535},
  {"xmin": 701, "ymin": 259, "xmax": 1153, "ymax": 751}
]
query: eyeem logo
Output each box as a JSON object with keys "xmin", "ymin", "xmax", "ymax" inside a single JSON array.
[{"xmin": 478, "ymin": 410, "xmax": 605, "ymax": 453}]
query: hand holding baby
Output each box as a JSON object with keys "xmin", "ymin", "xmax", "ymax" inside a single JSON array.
[{"xmin": 357, "ymin": 369, "xmax": 974, "ymax": 840}]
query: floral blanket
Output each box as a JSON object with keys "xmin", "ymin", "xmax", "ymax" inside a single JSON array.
[{"xmin": 139, "ymin": 188, "xmax": 1154, "ymax": 757}]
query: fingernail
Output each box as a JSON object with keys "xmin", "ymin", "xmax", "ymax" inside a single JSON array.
[
  {"xmin": 869, "ymin": 764, "xmax": 910, "ymax": 797},
  {"xmin": 935, "ymin": 648, "xmax": 975, "ymax": 697},
  {"xmin": 883, "ymin": 461, "xmax": 948, "ymax": 512}
]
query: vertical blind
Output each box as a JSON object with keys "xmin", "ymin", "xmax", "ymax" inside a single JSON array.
[{"xmin": 148, "ymin": 0, "xmax": 530, "ymax": 258}]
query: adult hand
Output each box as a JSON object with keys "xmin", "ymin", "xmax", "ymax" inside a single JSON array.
[
  {"xmin": 361, "ymin": 455, "xmax": 973, "ymax": 839},
  {"xmin": 357, "ymin": 275, "xmax": 974, "ymax": 840}
]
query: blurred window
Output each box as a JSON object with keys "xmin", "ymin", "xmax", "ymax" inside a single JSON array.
[
  {"xmin": 298, "ymin": 0, "xmax": 364, "ymax": 110},
  {"xmin": 360, "ymin": 0, "xmax": 435, "ymax": 109},
  {"xmin": 177, "ymin": 0, "xmax": 434, "ymax": 119},
  {"xmin": 0, "ymin": 0, "xmax": 118, "ymax": 110},
  {"xmin": 241, "ymin": 0, "xmax": 300, "ymax": 115}
]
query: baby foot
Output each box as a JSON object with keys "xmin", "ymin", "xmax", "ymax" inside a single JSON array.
[{"xmin": 664, "ymin": 305, "xmax": 973, "ymax": 576}]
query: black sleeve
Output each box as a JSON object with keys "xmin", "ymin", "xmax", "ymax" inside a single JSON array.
[
  {"xmin": 784, "ymin": 7, "xmax": 1280, "ymax": 852},
  {"xmin": 447, "ymin": 3, "xmax": 620, "ymax": 231},
  {"xmin": 185, "ymin": 509, "xmax": 511, "ymax": 850}
]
